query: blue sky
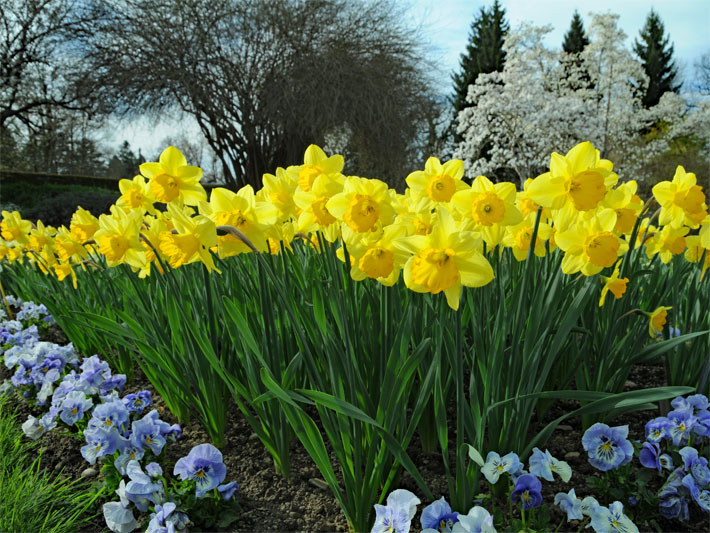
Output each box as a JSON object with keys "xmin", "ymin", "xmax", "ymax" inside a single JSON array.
[{"xmin": 410, "ymin": 0, "xmax": 710, "ymax": 92}]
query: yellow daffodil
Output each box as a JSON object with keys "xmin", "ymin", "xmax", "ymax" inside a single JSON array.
[
  {"xmin": 602, "ymin": 181, "xmax": 644, "ymax": 235},
  {"xmin": 516, "ymin": 178, "xmax": 551, "ymax": 220},
  {"xmin": 326, "ymin": 177, "xmax": 396, "ymax": 233},
  {"xmin": 684, "ymin": 235, "xmax": 710, "ymax": 280},
  {"xmin": 599, "ymin": 263, "xmax": 629, "ymax": 306},
  {"xmin": 294, "ymin": 145, "xmax": 344, "ymax": 192},
  {"xmin": 452, "ymin": 175, "xmax": 523, "ymax": 228},
  {"xmin": 652, "ymin": 166, "xmax": 707, "ymax": 229},
  {"xmin": 405, "ymin": 157, "xmax": 468, "ymax": 206},
  {"xmin": 648, "ymin": 306, "xmax": 672, "ymax": 338},
  {"xmin": 644, "ymin": 225, "xmax": 689, "ymax": 264},
  {"xmin": 139, "ymin": 146, "xmax": 207, "ymax": 205},
  {"xmin": 257, "ymin": 167, "xmax": 298, "ymax": 222},
  {"xmin": 117, "ymin": 175, "xmax": 157, "ymax": 213},
  {"xmin": 1, "ymin": 211, "xmax": 32, "ymax": 244},
  {"xmin": 53, "ymin": 227, "xmax": 89, "ymax": 264},
  {"xmin": 201, "ymin": 186, "xmax": 278, "ymax": 257},
  {"xmin": 294, "ymin": 172, "xmax": 344, "ymax": 242},
  {"xmin": 555, "ymin": 208, "xmax": 628, "ymax": 276},
  {"xmin": 395, "ymin": 207, "xmax": 494, "ymax": 310},
  {"xmin": 502, "ymin": 214, "xmax": 553, "ymax": 261},
  {"xmin": 527, "ymin": 141, "xmax": 618, "ymax": 212},
  {"xmin": 69, "ymin": 207, "xmax": 100, "ymax": 242},
  {"xmin": 53, "ymin": 262, "xmax": 78, "ymax": 289},
  {"xmin": 265, "ymin": 221, "xmax": 296, "ymax": 255},
  {"xmin": 159, "ymin": 204, "xmax": 218, "ymax": 272},
  {"xmin": 27, "ymin": 221, "xmax": 56, "ymax": 253},
  {"xmin": 338, "ymin": 224, "xmax": 409, "ymax": 286},
  {"xmin": 137, "ymin": 214, "xmax": 170, "ymax": 277},
  {"xmin": 93, "ymin": 207, "xmax": 147, "ymax": 269}
]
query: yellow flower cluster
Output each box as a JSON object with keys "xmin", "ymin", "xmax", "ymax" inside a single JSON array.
[{"xmin": 1, "ymin": 142, "xmax": 708, "ymax": 312}]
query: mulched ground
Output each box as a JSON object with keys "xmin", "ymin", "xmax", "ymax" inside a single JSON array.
[{"xmin": 1, "ymin": 321, "xmax": 707, "ymax": 532}]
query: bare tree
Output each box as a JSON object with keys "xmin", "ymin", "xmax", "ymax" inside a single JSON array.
[
  {"xmin": 694, "ymin": 51, "xmax": 710, "ymax": 95},
  {"xmin": 0, "ymin": 0, "xmax": 103, "ymax": 131},
  {"xmin": 86, "ymin": 0, "xmax": 435, "ymax": 190}
]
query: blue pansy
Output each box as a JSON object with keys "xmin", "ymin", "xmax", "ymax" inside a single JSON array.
[
  {"xmin": 658, "ymin": 468, "xmax": 690, "ymax": 520},
  {"xmin": 123, "ymin": 390, "xmax": 152, "ymax": 413},
  {"xmin": 173, "ymin": 443, "xmax": 227, "ymax": 498},
  {"xmin": 420, "ymin": 497, "xmax": 459, "ymax": 532},
  {"xmin": 450, "ymin": 506, "xmax": 495, "ymax": 533},
  {"xmin": 59, "ymin": 390, "xmax": 93, "ymax": 426},
  {"xmin": 666, "ymin": 410, "xmax": 697, "ymax": 446},
  {"xmin": 125, "ymin": 460, "xmax": 164, "ymax": 512},
  {"xmin": 481, "ymin": 451, "xmax": 521, "ymax": 484},
  {"xmin": 554, "ymin": 489, "xmax": 583, "ymax": 521},
  {"xmin": 590, "ymin": 501, "xmax": 639, "ymax": 533},
  {"xmin": 528, "ymin": 448, "xmax": 572, "ymax": 482},
  {"xmin": 682, "ymin": 474, "xmax": 710, "ymax": 513},
  {"xmin": 90, "ymin": 400, "xmax": 130, "ymax": 433},
  {"xmin": 372, "ymin": 489, "xmax": 420, "ymax": 533},
  {"xmin": 639, "ymin": 441, "xmax": 673, "ymax": 473},
  {"xmin": 679, "ymin": 447, "xmax": 710, "ymax": 487},
  {"xmin": 511, "ymin": 474, "xmax": 542, "ymax": 510},
  {"xmin": 218, "ymin": 481, "xmax": 239, "ymax": 501},
  {"xmin": 581, "ymin": 423, "xmax": 634, "ymax": 471},
  {"xmin": 645, "ymin": 417, "xmax": 669, "ymax": 443},
  {"xmin": 130, "ymin": 414, "xmax": 167, "ymax": 456},
  {"xmin": 114, "ymin": 443, "xmax": 145, "ymax": 476},
  {"xmin": 81, "ymin": 426, "xmax": 122, "ymax": 465}
]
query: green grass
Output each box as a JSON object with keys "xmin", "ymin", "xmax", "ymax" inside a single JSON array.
[{"xmin": 0, "ymin": 399, "xmax": 104, "ymax": 533}]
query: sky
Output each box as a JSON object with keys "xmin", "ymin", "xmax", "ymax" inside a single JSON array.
[
  {"xmin": 107, "ymin": 0, "xmax": 710, "ymax": 157},
  {"xmin": 411, "ymin": 0, "xmax": 710, "ymax": 90}
]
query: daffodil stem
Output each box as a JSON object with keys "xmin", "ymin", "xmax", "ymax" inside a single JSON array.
[
  {"xmin": 203, "ymin": 265, "xmax": 217, "ymax": 344},
  {"xmin": 0, "ymin": 280, "xmax": 13, "ymax": 320}
]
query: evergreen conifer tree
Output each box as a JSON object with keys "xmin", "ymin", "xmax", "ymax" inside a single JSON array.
[
  {"xmin": 634, "ymin": 10, "xmax": 680, "ymax": 108},
  {"xmin": 562, "ymin": 11, "xmax": 589, "ymax": 54},
  {"xmin": 450, "ymin": 1, "xmax": 508, "ymax": 147}
]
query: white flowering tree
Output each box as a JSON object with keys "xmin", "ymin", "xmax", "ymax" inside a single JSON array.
[{"xmin": 454, "ymin": 13, "xmax": 708, "ymax": 187}]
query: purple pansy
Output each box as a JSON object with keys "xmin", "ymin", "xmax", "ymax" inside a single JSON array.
[
  {"xmin": 581, "ymin": 423, "xmax": 634, "ymax": 471},
  {"xmin": 511, "ymin": 474, "xmax": 542, "ymax": 510},
  {"xmin": 173, "ymin": 443, "xmax": 227, "ymax": 497}
]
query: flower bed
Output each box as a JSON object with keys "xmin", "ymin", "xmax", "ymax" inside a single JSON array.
[{"xmin": 1, "ymin": 141, "xmax": 709, "ymax": 531}]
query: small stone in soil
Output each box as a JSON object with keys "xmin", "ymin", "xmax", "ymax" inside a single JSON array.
[
  {"xmin": 564, "ymin": 451, "xmax": 581, "ymax": 460},
  {"xmin": 308, "ymin": 478, "xmax": 329, "ymax": 490},
  {"xmin": 80, "ymin": 467, "xmax": 97, "ymax": 478},
  {"xmin": 557, "ymin": 424, "xmax": 573, "ymax": 431},
  {"xmin": 624, "ymin": 380, "xmax": 637, "ymax": 388}
]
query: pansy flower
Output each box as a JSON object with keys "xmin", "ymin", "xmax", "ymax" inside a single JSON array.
[
  {"xmin": 639, "ymin": 441, "xmax": 673, "ymax": 473},
  {"xmin": 481, "ymin": 451, "xmax": 521, "ymax": 484},
  {"xmin": 372, "ymin": 489, "xmax": 420, "ymax": 533},
  {"xmin": 450, "ymin": 507, "xmax": 495, "ymax": 533},
  {"xmin": 528, "ymin": 448, "xmax": 572, "ymax": 482},
  {"xmin": 554, "ymin": 489, "xmax": 583, "ymax": 522},
  {"xmin": 125, "ymin": 460, "xmax": 164, "ymax": 512},
  {"xmin": 581, "ymin": 423, "xmax": 634, "ymax": 471},
  {"xmin": 682, "ymin": 474, "xmax": 710, "ymax": 512},
  {"xmin": 645, "ymin": 417, "xmax": 669, "ymax": 443},
  {"xmin": 590, "ymin": 501, "xmax": 639, "ymax": 533},
  {"xmin": 511, "ymin": 474, "xmax": 542, "ymax": 510},
  {"xmin": 666, "ymin": 410, "xmax": 697, "ymax": 446},
  {"xmin": 81, "ymin": 426, "xmax": 122, "ymax": 465},
  {"xmin": 679, "ymin": 447, "xmax": 710, "ymax": 487},
  {"xmin": 130, "ymin": 413, "xmax": 167, "ymax": 455},
  {"xmin": 173, "ymin": 443, "xmax": 227, "ymax": 498},
  {"xmin": 90, "ymin": 400, "xmax": 130, "ymax": 433},
  {"xmin": 59, "ymin": 390, "xmax": 93, "ymax": 426},
  {"xmin": 420, "ymin": 497, "xmax": 459, "ymax": 532}
]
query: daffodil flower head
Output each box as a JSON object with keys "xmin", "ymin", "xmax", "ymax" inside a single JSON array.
[
  {"xmin": 327, "ymin": 176, "xmax": 396, "ymax": 233},
  {"xmin": 140, "ymin": 146, "xmax": 206, "ymax": 206},
  {"xmin": 159, "ymin": 204, "xmax": 219, "ymax": 272},
  {"xmin": 397, "ymin": 207, "xmax": 494, "ymax": 310},
  {"xmin": 644, "ymin": 225, "xmax": 689, "ymax": 264},
  {"xmin": 452, "ymin": 175, "xmax": 522, "ymax": 228},
  {"xmin": 258, "ymin": 166, "xmax": 298, "ymax": 221},
  {"xmin": 599, "ymin": 262, "xmax": 629, "ymax": 306},
  {"xmin": 684, "ymin": 235, "xmax": 710, "ymax": 279},
  {"xmin": 556, "ymin": 208, "xmax": 628, "ymax": 276},
  {"xmin": 647, "ymin": 306, "xmax": 672, "ymax": 338},
  {"xmin": 527, "ymin": 141, "xmax": 618, "ymax": 212},
  {"xmin": 1, "ymin": 210, "xmax": 32, "ymax": 244},
  {"xmin": 405, "ymin": 156, "xmax": 468, "ymax": 206},
  {"xmin": 652, "ymin": 166, "xmax": 707, "ymax": 229},
  {"xmin": 117, "ymin": 174, "xmax": 157, "ymax": 213},
  {"xmin": 502, "ymin": 213, "xmax": 553, "ymax": 261},
  {"xmin": 296, "ymin": 145, "xmax": 344, "ymax": 192}
]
